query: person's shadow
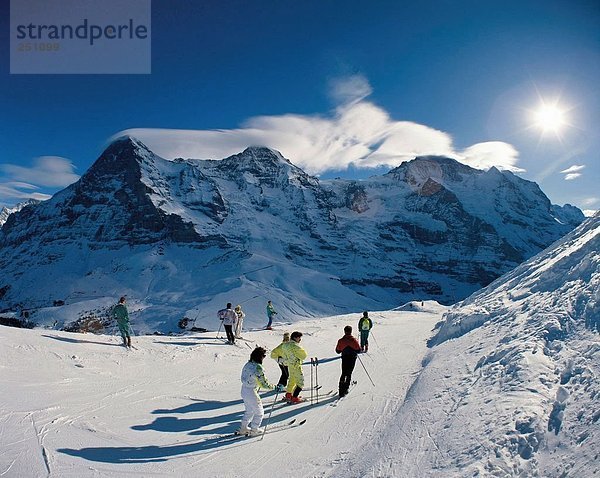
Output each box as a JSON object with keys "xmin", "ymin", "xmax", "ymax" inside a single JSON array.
[
  {"xmin": 57, "ymin": 395, "xmax": 337, "ymax": 463},
  {"xmin": 41, "ymin": 335, "xmax": 123, "ymax": 347}
]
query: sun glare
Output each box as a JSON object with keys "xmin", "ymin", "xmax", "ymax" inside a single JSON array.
[
  {"xmin": 533, "ymin": 103, "xmax": 567, "ymax": 132},
  {"xmin": 526, "ymin": 95, "xmax": 574, "ymax": 141}
]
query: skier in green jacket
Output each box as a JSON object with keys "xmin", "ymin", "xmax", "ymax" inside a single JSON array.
[
  {"xmin": 265, "ymin": 300, "xmax": 277, "ymax": 330},
  {"xmin": 358, "ymin": 311, "xmax": 373, "ymax": 352},
  {"xmin": 112, "ymin": 296, "xmax": 132, "ymax": 348}
]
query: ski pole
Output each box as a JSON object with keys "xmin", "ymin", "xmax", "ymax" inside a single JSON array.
[
  {"xmin": 310, "ymin": 358, "xmax": 314, "ymax": 405},
  {"xmin": 370, "ymin": 330, "xmax": 380, "ymax": 350},
  {"xmin": 261, "ymin": 387, "xmax": 280, "ymax": 441},
  {"xmin": 357, "ymin": 353, "xmax": 375, "ymax": 387},
  {"xmin": 216, "ymin": 320, "xmax": 223, "ymax": 339},
  {"xmin": 315, "ymin": 357, "xmax": 319, "ymax": 404}
]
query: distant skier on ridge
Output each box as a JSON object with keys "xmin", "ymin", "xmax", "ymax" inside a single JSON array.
[
  {"xmin": 358, "ymin": 311, "xmax": 373, "ymax": 352},
  {"xmin": 265, "ymin": 300, "xmax": 277, "ymax": 330},
  {"xmin": 112, "ymin": 296, "xmax": 132, "ymax": 348},
  {"xmin": 237, "ymin": 346, "xmax": 274, "ymax": 436}
]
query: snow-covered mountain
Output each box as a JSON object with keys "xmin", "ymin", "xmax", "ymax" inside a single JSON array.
[
  {"xmin": 0, "ymin": 198, "xmax": 40, "ymax": 227},
  {"xmin": 356, "ymin": 213, "xmax": 598, "ymax": 477},
  {"xmin": 0, "ymin": 137, "xmax": 583, "ymax": 332}
]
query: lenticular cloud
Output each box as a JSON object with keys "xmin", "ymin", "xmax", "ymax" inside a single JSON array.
[{"xmin": 115, "ymin": 76, "xmax": 521, "ymax": 174}]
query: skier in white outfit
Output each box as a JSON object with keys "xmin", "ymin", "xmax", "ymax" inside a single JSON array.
[
  {"xmin": 234, "ymin": 304, "xmax": 245, "ymax": 338},
  {"xmin": 238, "ymin": 347, "xmax": 274, "ymax": 436}
]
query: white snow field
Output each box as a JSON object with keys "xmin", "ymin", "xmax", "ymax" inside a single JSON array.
[{"xmin": 0, "ymin": 304, "xmax": 444, "ymax": 478}]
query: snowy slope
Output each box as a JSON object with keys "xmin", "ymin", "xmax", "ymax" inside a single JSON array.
[
  {"xmin": 0, "ymin": 137, "xmax": 583, "ymax": 333},
  {"xmin": 345, "ymin": 214, "xmax": 599, "ymax": 477},
  {"xmin": 0, "ymin": 306, "xmax": 442, "ymax": 477}
]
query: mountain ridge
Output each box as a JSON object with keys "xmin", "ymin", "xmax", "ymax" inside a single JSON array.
[{"xmin": 0, "ymin": 137, "xmax": 584, "ymax": 332}]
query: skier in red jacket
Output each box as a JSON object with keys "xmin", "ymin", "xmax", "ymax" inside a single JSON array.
[{"xmin": 335, "ymin": 325, "xmax": 361, "ymax": 397}]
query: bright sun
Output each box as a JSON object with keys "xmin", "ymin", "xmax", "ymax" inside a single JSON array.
[
  {"xmin": 531, "ymin": 100, "xmax": 568, "ymax": 133},
  {"xmin": 534, "ymin": 105, "xmax": 566, "ymax": 131}
]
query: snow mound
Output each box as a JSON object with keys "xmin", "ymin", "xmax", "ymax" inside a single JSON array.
[
  {"xmin": 353, "ymin": 214, "xmax": 599, "ymax": 477},
  {"xmin": 393, "ymin": 300, "xmax": 447, "ymax": 314}
]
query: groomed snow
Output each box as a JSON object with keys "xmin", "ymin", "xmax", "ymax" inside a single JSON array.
[{"xmin": 0, "ymin": 305, "xmax": 442, "ymax": 477}]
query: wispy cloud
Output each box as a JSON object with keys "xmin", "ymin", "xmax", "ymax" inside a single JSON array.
[
  {"xmin": 0, "ymin": 156, "xmax": 79, "ymax": 187},
  {"xmin": 116, "ymin": 76, "xmax": 522, "ymax": 176},
  {"xmin": 558, "ymin": 164, "xmax": 586, "ymax": 181},
  {"xmin": 0, "ymin": 156, "xmax": 79, "ymax": 204},
  {"xmin": 328, "ymin": 74, "xmax": 373, "ymax": 105},
  {"xmin": 560, "ymin": 164, "xmax": 586, "ymax": 174},
  {"xmin": 0, "ymin": 183, "xmax": 51, "ymax": 201}
]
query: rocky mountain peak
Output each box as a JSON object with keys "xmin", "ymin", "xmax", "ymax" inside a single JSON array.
[
  {"xmin": 387, "ymin": 155, "xmax": 478, "ymax": 189},
  {"xmin": 221, "ymin": 146, "xmax": 292, "ymax": 171},
  {"xmin": 83, "ymin": 136, "xmax": 155, "ymax": 182}
]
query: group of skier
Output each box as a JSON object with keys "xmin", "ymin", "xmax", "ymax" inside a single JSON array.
[
  {"xmin": 216, "ymin": 303, "xmax": 246, "ymax": 344},
  {"xmin": 216, "ymin": 300, "xmax": 277, "ymax": 344},
  {"xmin": 109, "ymin": 296, "xmax": 375, "ymax": 438},
  {"xmin": 110, "ymin": 297, "xmax": 275, "ymax": 348},
  {"xmin": 236, "ymin": 311, "xmax": 373, "ymax": 436}
]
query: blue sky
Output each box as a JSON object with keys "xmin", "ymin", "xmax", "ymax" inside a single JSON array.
[{"xmin": 1, "ymin": 0, "xmax": 598, "ymax": 213}]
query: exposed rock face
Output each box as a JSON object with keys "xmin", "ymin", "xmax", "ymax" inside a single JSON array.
[{"xmin": 0, "ymin": 139, "xmax": 584, "ymax": 330}]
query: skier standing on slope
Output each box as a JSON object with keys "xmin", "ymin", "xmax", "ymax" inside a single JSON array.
[
  {"xmin": 270, "ymin": 332, "xmax": 290, "ymax": 392},
  {"xmin": 234, "ymin": 304, "xmax": 245, "ymax": 338},
  {"xmin": 335, "ymin": 325, "xmax": 361, "ymax": 396},
  {"xmin": 112, "ymin": 296, "xmax": 132, "ymax": 348},
  {"xmin": 217, "ymin": 303, "xmax": 237, "ymax": 345},
  {"xmin": 358, "ymin": 311, "xmax": 373, "ymax": 352},
  {"xmin": 237, "ymin": 346, "xmax": 275, "ymax": 436},
  {"xmin": 280, "ymin": 331, "xmax": 307, "ymax": 403},
  {"xmin": 265, "ymin": 300, "xmax": 277, "ymax": 330}
]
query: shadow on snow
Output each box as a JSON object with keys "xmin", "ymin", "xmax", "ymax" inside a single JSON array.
[
  {"xmin": 41, "ymin": 334, "xmax": 123, "ymax": 347},
  {"xmin": 57, "ymin": 395, "xmax": 338, "ymax": 463}
]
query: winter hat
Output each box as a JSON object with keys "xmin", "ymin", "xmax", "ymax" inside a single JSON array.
[
  {"xmin": 119, "ymin": 296, "xmax": 126, "ymax": 303},
  {"xmin": 283, "ymin": 332, "xmax": 290, "ymax": 342},
  {"xmin": 363, "ymin": 311, "xmax": 369, "ymax": 317},
  {"xmin": 290, "ymin": 331, "xmax": 302, "ymax": 341},
  {"xmin": 250, "ymin": 347, "xmax": 267, "ymax": 364}
]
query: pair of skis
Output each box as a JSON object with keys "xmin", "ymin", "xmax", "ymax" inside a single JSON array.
[{"xmin": 228, "ymin": 418, "xmax": 307, "ymax": 440}]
